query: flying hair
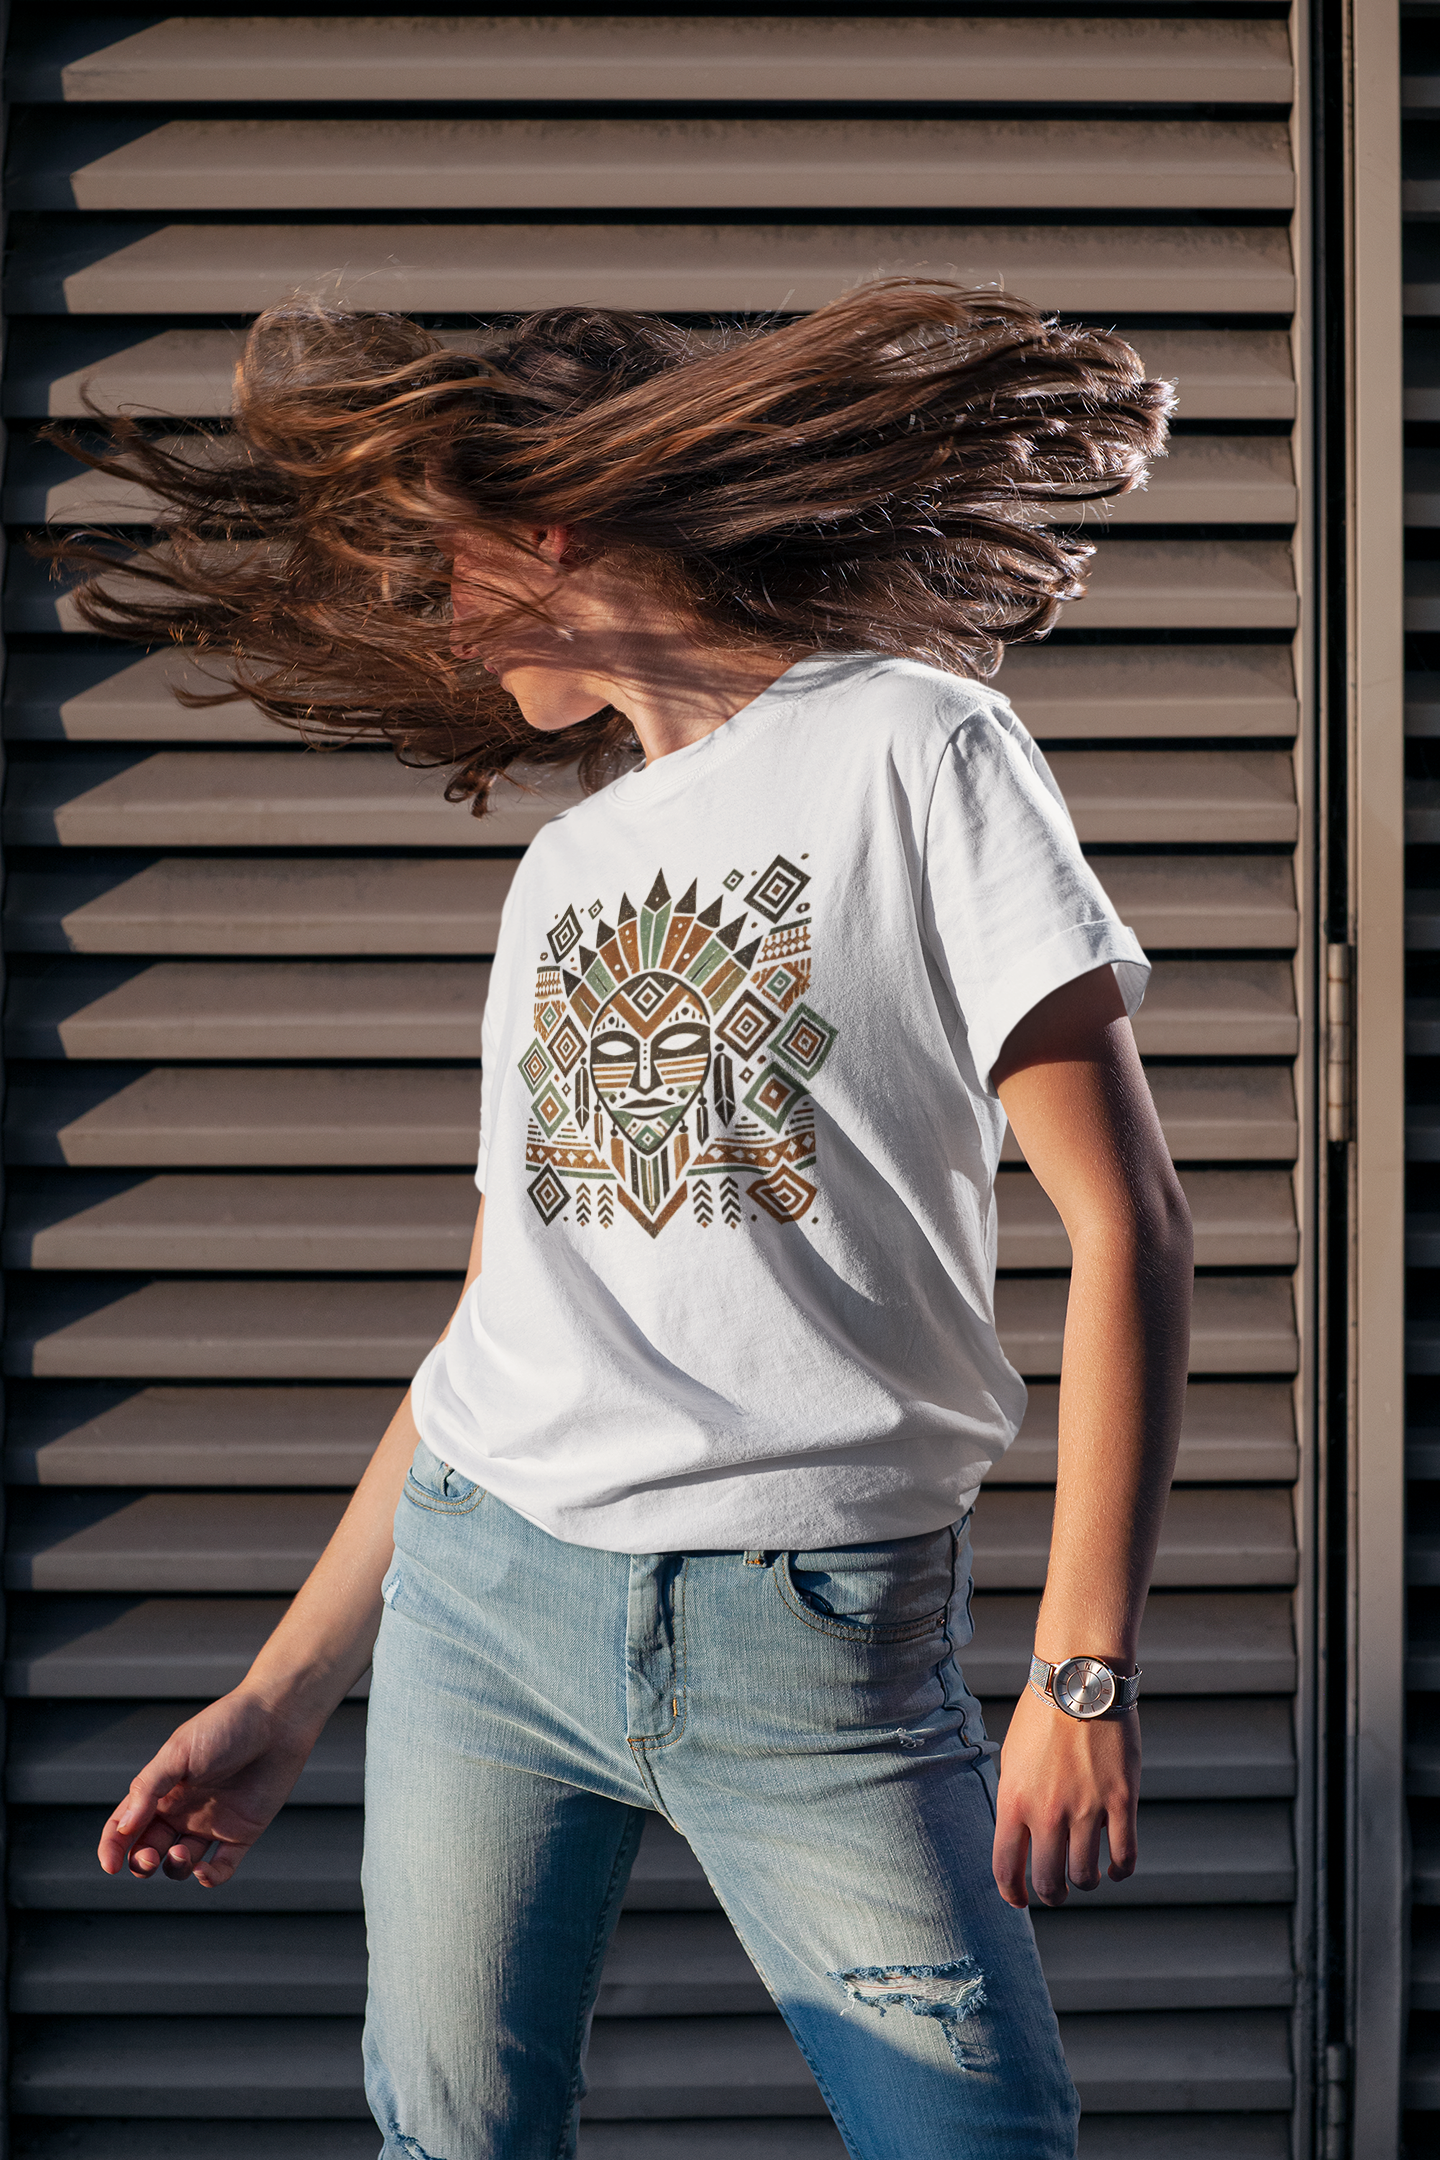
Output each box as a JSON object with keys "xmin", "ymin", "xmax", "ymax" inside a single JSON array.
[{"xmin": 41, "ymin": 277, "xmax": 1174, "ymax": 813}]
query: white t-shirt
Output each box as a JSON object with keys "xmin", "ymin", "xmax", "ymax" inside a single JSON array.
[{"xmin": 411, "ymin": 653, "xmax": 1149, "ymax": 1550}]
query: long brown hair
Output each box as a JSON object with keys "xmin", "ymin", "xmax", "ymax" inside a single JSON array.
[{"xmin": 43, "ymin": 278, "xmax": 1173, "ymax": 812}]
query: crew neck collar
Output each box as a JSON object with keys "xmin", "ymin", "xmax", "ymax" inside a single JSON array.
[{"xmin": 604, "ymin": 651, "xmax": 874, "ymax": 811}]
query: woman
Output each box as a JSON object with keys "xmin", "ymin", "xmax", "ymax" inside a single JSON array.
[{"xmin": 64, "ymin": 280, "xmax": 1191, "ymax": 2158}]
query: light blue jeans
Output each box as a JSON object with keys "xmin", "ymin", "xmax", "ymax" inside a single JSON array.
[{"xmin": 362, "ymin": 1441, "xmax": 1078, "ymax": 2159}]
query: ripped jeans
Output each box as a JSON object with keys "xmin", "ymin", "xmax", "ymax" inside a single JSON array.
[{"xmin": 362, "ymin": 1441, "xmax": 1078, "ymax": 2160}]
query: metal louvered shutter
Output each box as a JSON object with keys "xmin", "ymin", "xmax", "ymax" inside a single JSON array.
[
  {"xmin": 1404, "ymin": 0, "xmax": 1440, "ymax": 2146},
  {"xmin": 0, "ymin": 9, "xmax": 1317, "ymax": 2157}
]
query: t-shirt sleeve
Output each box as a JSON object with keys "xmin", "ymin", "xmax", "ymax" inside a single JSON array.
[
  {"xmin": 475, "ymin": 977, "xmax": 497, "ymax": 1195},
  {"xmin": 921, "ymin": 701, "xmax": 1150, "ymax": 1092}
]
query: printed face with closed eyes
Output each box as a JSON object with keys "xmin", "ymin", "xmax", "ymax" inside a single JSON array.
[{"xmin": 588, "ymin": 972, "xmax": 712, "ymax": 1155}]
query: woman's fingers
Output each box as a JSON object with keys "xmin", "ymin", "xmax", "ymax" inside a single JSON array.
[
  {"xmin": 98, "ymin": 1755, "xmax": 192, "ymax": 1874},
  {"xmin": 1106, "ymin": 1793, "xmax": 1140, "ymax": 1881},
  {"xmin": 1065, "ymin": 1810, "xmax": 1105, "ymax": 1895},
  {"xmin": 991, "ymin": 1808, "xmax": 1032, "ymax": 1909},
  {"xmin": 194, "ymin": 1840, "xmax": 251, "ymax": 1890},
  {"xmin": 1027, "ymin": 1813, "xmax": 1071, "ymax": 1907}
]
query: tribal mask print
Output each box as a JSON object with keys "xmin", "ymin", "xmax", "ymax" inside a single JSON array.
[{"xmin": 518, "ymin": 859, "xmax": 836, "ymax": 1238}]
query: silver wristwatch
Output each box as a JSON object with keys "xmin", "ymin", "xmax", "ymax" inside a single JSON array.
[{"xmin": 1029, "ymin": 1652, "xmax": 1141, "ymax": 1722}]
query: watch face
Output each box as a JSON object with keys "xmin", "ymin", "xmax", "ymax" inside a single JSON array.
[{"xmin": 1052, "ymin": 1657, "xmax": 1117, "ymax": 1719}]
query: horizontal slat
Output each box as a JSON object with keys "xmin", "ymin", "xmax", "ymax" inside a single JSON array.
[
  {"xmin": 9, "ymin": 115, "xmax": 1296, "ymax": 215},
  {"xmin": 1407, "ymin": 320, "xmax": 1440, "ymax": 423},
  {"xmin": 1, "ymin": 1164, "xmax": 1293, "ymax": 1275},
  {"xmin": 4, "ymin": 956, "xmax": 1298, "ymax": 1063},
  {"xmin": 1406, "ymin": 447, "xmax": 1440, "ymax": 525},
  {"xmin": 996, "ymin": 1276, "xmax": 1298, "ymax": 1381},
  {"xmin": 0, "ymin": 1484, "xmax": 1296, "ymax": 1595},
  {"xmin": 2, "ymin": 750, "xmax": 580, "ymax": 848},
  {"xmin": 5, "ymin": 646, "xmax": 294, "ymax": 739},
  {"xmin": 5, "ymin": 1589, "xmax": 1296, "ymax": 1700},
  {"xmin": 1131, "ymin": 962, "xmax": 1299, "ymax": 1058},
  {"xmin": 4, "ymin": 1382, "xmax": 401, "ymax": 1487},
  {"xmin": 3, "ymin": 1170, "xmax": 480, "ymax": 1273},
  {"xmin": 5, "ymin": 1065, "xmax": 484, "ymax": 1168},
  {"xmin": 1405, "ymin": 892, "xmax": 1440, "ymax": 950},
  {"xmin": 993, "ymin": 1382, "xmax": 1297, "ymax": 1487},
  {"xmin": 1012, "ymin": 1066, "xmax": 1297, "ymax": 1166},
  {"xmin": 998, "ymin": 1168, "xmax": 1297, "ymax": 1271},
  {"xmin": 1405, "ymin": 224, "xmax": 1440, "ymax": 315},
  {"xmin": 5, "ymin": 1692, "xmax": 1293, "ymax": 1807},
  {"xmin": 5, "ymin": 1492, "xmax": 351, "ymax": 1593},
  {"xmin": 4, "ymin": 1278, "xmax": 459, "ymax": 1381},
  {"xmin": 1403, "ymin": 1608, "xmax": 1440, "ymax": 1685},
  {"xmin": 946, "ymin": 1593, "xmax": 1297, "ymax": 1699},
  {"xmin": 3, "ymin": 852, "xmax": 1296, "ymax": 957},
  {"xmin": 5, "ymin": 220, "xmax": 1297, "ymax": 319},
  {"xmin": 11, "ymin": 1912, "xmax": 371, "ymax": 2016},
  {"xmin": 5, "ymin": 858, "xmax": 516, "ymax": 955},
  {"xmin": 1407, "ymin": 1106, "xmax": 1440, "ymax": 1160},
  {"xmin": 9, "ymin": 1061, "xmax": 1296, "ymax": 1173},
  {"xmin": 3, "ymin": 1593, "xmax": 325, "ymax": 1699},
  {"xmin": 15, "ymin": 432, "xmax": 1298, "ymax": 532},
  {"xmin": 971, "ymin": 1488, "xmax": 1296, "ymax": 1591},
  {"xmin": 9, "ymin": 1795, "xmax": 370, "ymax": 1906},
  {"xmin": 5, "ymin": 2007, "xmax": 1294, "ymax": 2116},
  {"xmin": 2, "ymin": 641, "xmax": 1300, "ymax": 744},
  {"xmin": 1412, "ymin": 1913, "xmax": 1440, "ymax": 2008},
  {"xmin": 1031, "ymin": 1909, "xmax": 1294, "ymax": 2013},
  {"xmin": 1407, "ymin": 561, "xmax": 1440, "ymax": 630},
  {"xmin": 1, "ymin": 745, "xmax": 1294, "ymax": 848},
  {"xmin": 9, "ymin": 1798, "xmax": 1293, "ymax": 1916},
  {"xmin": 1046, "ymin": 749, "xmax": 1297, "ymax": 844},
  {"xmin": 4, "ymin": 326, "xmax": 1300, "ymax": 428},
  {"xmin": 5, "ymin": 960, "xmax": 492, "ymax": 1060},
  {"xmin": 0, "ymin": 2124, "xmax": 1295, "ymax": 2160},
  {"xmin": 981, "ymin": 1696, "xmax": 1295, "ymax": 1801},
  {"xmin": 5, "ymin": 1375, "xmax": 1296, "ymax": 1491},
  {"xmin": 4, "ymin": 1273, "xmax": 1296, "ymax": 1382},
  {"xmin": 9, "ymin": 540, "xmax": 1300, "ymax": 637},
  {"xmin": 1410, "ymin": 1818, "xmax": 1440, "ymax": 1903},
  {"xmin": 9, "ymin": 16, "xmax": 1295, "ymax": 106},
  {"xmin": 9, "ymin": 1902, "xmax": 1293, "ymax": 2019},
  {"xmin": 8, "ymin": 1699, "xmax": 368, "ymax": 1805},
  {"xmin": 1072, "ymin": 540, "xmax": 1297, "ymax": 632},
  {"xmin": 0, "ymin": 2124, "xmax": 386, "ymax": 2160}
]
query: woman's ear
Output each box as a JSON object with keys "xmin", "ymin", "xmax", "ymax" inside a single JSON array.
[{"xmin": 534, "ymin": 524, "xmax": 573, "ymax": 565}]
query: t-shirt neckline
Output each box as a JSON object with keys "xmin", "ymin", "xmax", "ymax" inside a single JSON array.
[{"xmin": 604, "ymin": 651, "xmax": 872, "ymax": 811}]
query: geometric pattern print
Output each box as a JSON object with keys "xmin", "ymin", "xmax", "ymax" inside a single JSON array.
[{"xmin": 521, "ymin": 854, "xmax": 837, "ymax": 1238}]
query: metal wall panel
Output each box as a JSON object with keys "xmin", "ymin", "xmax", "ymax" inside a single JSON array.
[{"xmin": 0, "ymin": 10, "xmax": 1312, "ymax": 2157}]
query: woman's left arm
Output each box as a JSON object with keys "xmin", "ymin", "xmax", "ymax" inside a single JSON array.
[{"xmin": 990, "ymin": 963, "xmax": 1193, "ymax": 1909}]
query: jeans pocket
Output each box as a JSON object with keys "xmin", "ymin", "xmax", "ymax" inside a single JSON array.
[
  {"xmin": 775, "ymin": 1522, "xmax": 958, "ymax": 1643},
  {"xmin": 402, "ymin": 1439, "xmax": 486, "ymax": 1516}
]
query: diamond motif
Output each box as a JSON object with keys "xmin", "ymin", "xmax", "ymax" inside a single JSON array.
[
  {"xmin": 773, "ymin": 1003, "xmax": 837, "ymax": 1081},
  {"xmin": 745, "ymin": 854, "xmax": 810, "ymax": 923},
  {"xmin": 743, "ymin": 1062, "xmax": 805, "ymax": 1133},
  {"xmin": 532, "ymin": 1084, "xmax": 570, "ymax": 1137},
  {"xmin": 519, "ymin": 1037, "xmax": 553, "ymax": 1093},
  {"xmin": 717, "ymin": 990, "xmax": 780, "ymax": 1058},
  {"xmin": 526, "ymin": 1165, "xmax": 570, "ymax": 1223},
  {"xmin": 547, "ymin": 906, "xmax": 583, "ymax": 963},
  {"xmin": 748, "ymin": 1167, "xmax": 817, "ymax": 1223},
  {"xmin": 548, "ymin": 1016, "xmax": 587, "ymax": 1074}
]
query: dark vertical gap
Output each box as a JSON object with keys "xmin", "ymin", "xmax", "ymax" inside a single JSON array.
[{"xmin": 1317, "ymin": 0, "xmax": 1355, "ymax": 2139}]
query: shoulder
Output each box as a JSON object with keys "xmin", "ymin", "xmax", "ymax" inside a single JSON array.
[{"xmin": 804, "ymin": 653, "xmax": 1031, "ymax": 764}]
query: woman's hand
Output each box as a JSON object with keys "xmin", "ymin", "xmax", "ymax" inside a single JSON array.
[
  {"xmin": 992, "ymin": 1686, "xmax": 1140, "ymax": 1908},
  {"xmin": 97, "ymin": 1688, "xmax": 323, "ymax": 1889}
]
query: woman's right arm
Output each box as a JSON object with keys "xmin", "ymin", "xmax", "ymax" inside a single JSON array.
[{"xmin": 97, "ymin": 1200, "xmax": 485, "ymax": 1888}]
